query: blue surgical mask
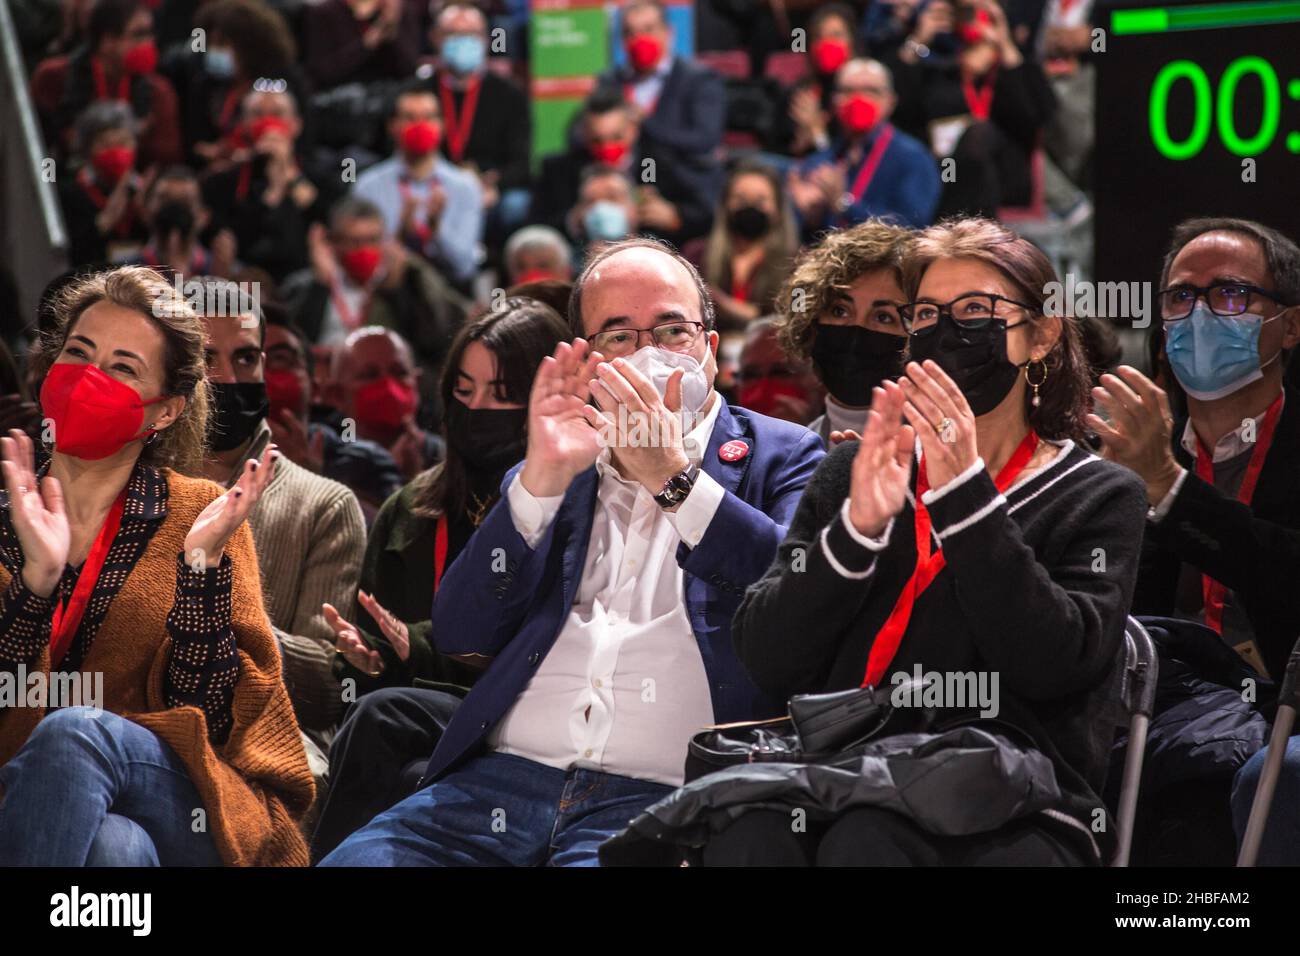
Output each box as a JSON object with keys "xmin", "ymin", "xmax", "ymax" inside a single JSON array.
[
  {"xmin": 583, "ymin": 201, "xmax": 629, "ymax": 242},
  {"xmin": 205, "ymin": 48, "xmax": 236, "ymax": 80},
  {"xmin": 1164, "ymin": 302, "xmax": 1279, "ymax": 401},
  {"xmin": 442, "ymin": 34, "xmax": 486, "ymax": 75}
]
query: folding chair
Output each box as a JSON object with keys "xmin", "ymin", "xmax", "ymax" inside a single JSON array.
[
  {"xmin": 1112, "ymin": 617, "xmax": 1159, "ymax": 866},
  {"xmin": 1236, "ymin": 634, "xmax": 1300, "ymax": 866}
]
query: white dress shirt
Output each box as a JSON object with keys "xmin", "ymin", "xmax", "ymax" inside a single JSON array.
[{"xmin": 489, "ymin": 395, "xmax": 725, "ymax": 786}]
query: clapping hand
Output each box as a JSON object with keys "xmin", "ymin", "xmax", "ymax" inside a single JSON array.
[
  {"xmin": 183, "ymin": 444, "xmax": 276, "ymax": 570},
  {"xmin": 0, "ymin": 429, "xmax": 68, "ymax": 597},
  {"xmin": 847, "ymin": 383, "xmax": 915, "ymax": 538},
  {"xmin": 518, "ymin": 340, "xmax": 606, "ymax": 497}
]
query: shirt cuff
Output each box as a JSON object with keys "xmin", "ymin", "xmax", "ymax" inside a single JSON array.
[
  {"xmin": 507, "ymin": 471, "xmax": 564, "ymax": 549},
  {"xmin": 920, "ymin": 457, "xmax": 986, "ymax": 506},
  {"xmin": 1147, "ymin": 466, "xmax": 1190, "ymax": 523},
  {"xmin": 662, "ymin": 470, "xmax": 725, "ymax": 549},
  {"xmin": 840, "ymin": 498, "xmax": 894, "ymax": 551}
]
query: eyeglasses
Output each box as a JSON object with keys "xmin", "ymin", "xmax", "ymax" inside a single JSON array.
[
  {"xmin": 590, "ymin": 320, "xmax": 705, "ymax": 358},
  {"xmin": 899, "ymin": 294, "xmax": 1034, "ymax": 335},
  {"xmin": 1157, "ymin": 283, "xmax": 1288, "ymax": 322}
]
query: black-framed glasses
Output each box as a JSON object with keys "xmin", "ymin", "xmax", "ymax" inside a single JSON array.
[
  {"xmin": 590, "ymin": 320, "xmax": 705, "ymax": 357},
  {"xmin": 1157, "ymin": 282, "xmax": 1288, "ymax": 322},
  {"xmin": 899, "ymin": 293, "xmax": 1034, "ymax": 335}
]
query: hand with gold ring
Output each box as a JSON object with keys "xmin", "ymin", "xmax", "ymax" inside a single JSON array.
[
  {"xmin": 900, "ymin": 359, "xmax": 978, "ymax": 488},
  {"xmin": 323, "ymin": 601, "xmax": 385, "ymax": 677}
]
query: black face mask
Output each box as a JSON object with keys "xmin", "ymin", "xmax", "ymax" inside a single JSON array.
[
  {"xmin": 726, "ymin": 205, "xmax": 771, "ymax": 240},
  {"xmin": 445, "ymin": 401, "xmax": 528, "ymax": 474},
  {"xmin": 209, "ymin": 382, "xmax": 269, "ymax": 452},
  {"xmin": 153, "ymin": 200, "xmax": 196, "ymax": 243},
  {"xmin": 905, "ymin": 311, "xmax": 1028, "ymax": 417},
  {"xmin": 811, "ymin": 324, "xmax": 906, "ymax": 407}
]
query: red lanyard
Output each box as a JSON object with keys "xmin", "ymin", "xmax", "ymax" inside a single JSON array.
[
  {"xmin": 235, "ymin": 160, "xmax": 254, "ymax": 201},
  {"xmin": 399, "ymin": 178, "xmax": 435, "ymax": 246},
  {"xmin": 731, "ymin": 263, "xmax": 752, "ymax": 303},
  {"xmin": 78, "ymin": 169, "xmax": 135, "ymax": 238},
  {"xmin": 329, "ymin": 282, "xmax": 370, "ymax": 332},
  {"xmin": 962, "ymin": 69, "xmax": 997, "ymax": 121},
  {"xmin": 92, "ymin": 56, "xmax": 130, "ymax": 102},
  {"xmin": 439, "ymin": 75, "xmax": 481, "ymax": 164},
  {"xmin": 219, "ymin": 83, "xmax": 248, "ymax": 137},
  {"xmin": 843, "ymin": 124, "xmax": 895, "ymax": 215},
  {"xmin": 1193, "ymin": 393, "xmax": 1283, "ymax": 634},
  {"xmin": 433, "ymin": 515, "xmax": 449, "ymax": 593},
  {"xmin": 50, "ymin": 488, "xmax": 128, "ymax": 667},
  {"xmin": 861, "ymin": 430, "xmax": 1040, "ymax": 688}
]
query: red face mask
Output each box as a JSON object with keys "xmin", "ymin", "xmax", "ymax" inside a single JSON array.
[
  {"xmin": 738, "ymin": 379, "xmax": 810, "ymax": 422},
  {"xmin": 40, "ymin": 363, "xmax": 164, "ymax": 460},
  {"xmin": 91, "ymin": 145, "xmax": 136, "ymax": 183},
  {"xmin": 352, "ymin": 376, "xmax": 418, "ymax": 431},
  {"xmin": 244, "ymin": 115, "xmax": 293, "ymax": 146},
  {"xmin": 340, "ymin": 246, "xmax": 383, "ymax": 285},
  {"xmin": 122, "ymin": 39, "xmax": 158, "ymax": 75},
  {"xmin": 514, "ymin": 268, "xmax": 563, "ymax": 285},
  {"xmin": 626, "ymin": 33, "xmax": 664, "ymax": 72},
  {"xmin": 836, "ymin": 94, "xmax": 880, "ymax": 135},
  {"xmin": 810, "ymin": 37, "xmax": 850, "ymax": 76},
  {"xmin": 589, "ymin": 139, "xmax": 630, "ymax": 166},
  {"xmin": 264, "ymin": 368, "xmax": 306, "ymax": 419},
  {"xmin": 959, "ymin": 10, "xmax": 993, "ymax": 46},
  {"xmin": 400, "ymin": 120, "xmax": 441, "ymax": 157}
]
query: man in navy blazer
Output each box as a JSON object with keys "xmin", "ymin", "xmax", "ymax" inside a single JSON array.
[{"xmin": 320, "ymin": 237, "xmax": 824, "ymax": 866}]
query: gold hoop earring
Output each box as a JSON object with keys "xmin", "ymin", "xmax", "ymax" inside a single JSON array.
[{"xmin": 1026, "ymin": 359, "xmax": 1048, "ymax": 408}]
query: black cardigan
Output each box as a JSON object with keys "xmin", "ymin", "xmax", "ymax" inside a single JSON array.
[
  {"xmin": 1133, "ymin": 384, "xmax": 1300, "ymax": 680},
  {"xmin": 733, "ymin": 438, "xmax": 1147, "ymax": 854}
]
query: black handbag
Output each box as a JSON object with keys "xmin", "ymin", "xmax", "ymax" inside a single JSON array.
[{"xmin": 685, "ymin": 681, "xmax": 920, "ymax": 782}]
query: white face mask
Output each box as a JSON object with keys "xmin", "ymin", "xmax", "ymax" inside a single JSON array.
[{"xmin": 621, "ymin": 344, "xmax": 711, "ymax": 423}]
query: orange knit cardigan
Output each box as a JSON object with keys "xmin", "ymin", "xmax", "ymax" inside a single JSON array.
[{"xmin": 0, "ymin": 468, "xmax": 315, "ymax": 865}]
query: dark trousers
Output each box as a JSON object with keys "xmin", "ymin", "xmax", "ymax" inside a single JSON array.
[
  {"xmin": 936, "ymin": 120, "xmax": 1032, "ymax": 221},
  {"xmin": 311, "ymin": 686, "xmax": 463, "ymax": 862},
  {"xmin": 702, "ymin": 808, "xmax": 1085, "ymax": 867}
]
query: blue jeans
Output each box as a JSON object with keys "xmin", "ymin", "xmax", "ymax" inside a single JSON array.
[
  {"xmin": 319, "ymin": 751, "xmax": 671, "ymax": 866},
  {"xmin": 0, "ymin": 707, "xmax": 223, "ymax": 866},
  {"xmin": 1231, "ymin": 736, "xmax": 1300, "ymax": 865}
]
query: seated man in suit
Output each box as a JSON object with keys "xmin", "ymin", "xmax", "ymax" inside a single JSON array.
[
  {"xmin": 320, "ymin": 237, "xmax": 825, "ymax": 866},
  {"xmin": 531, "ymin": 89, "xmax": 714, "ymax": 247}
]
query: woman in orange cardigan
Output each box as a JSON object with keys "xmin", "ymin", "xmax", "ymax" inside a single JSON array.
[{"xmin": 0, "ymin": 266, "xmax": 314, "ymax": 866}]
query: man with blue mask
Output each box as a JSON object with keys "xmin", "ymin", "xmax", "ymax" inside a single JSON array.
[
  {"xmin": 571, "ymin": 166, "xmax": 639, "ymax": 250},
  {"xmin": 423, "ymin": 3, "xmax": 532, "ymax": 242},
  {"xmin": 321, "ymin": 237, "xmax": 824, "ymax": 867},
  {"xmin": 1089, "ymin": 218, "xmax": 1300, "ymax": 865}
]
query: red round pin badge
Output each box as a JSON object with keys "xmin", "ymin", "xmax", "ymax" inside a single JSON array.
[{"xmin": 718, "ymin": 439, "xmax": 749, "ymax": 463}]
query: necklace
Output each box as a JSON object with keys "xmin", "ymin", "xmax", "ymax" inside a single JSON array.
[{"xmin": 467, "ymin": 492, "xmax": 495, "ymax": 527}]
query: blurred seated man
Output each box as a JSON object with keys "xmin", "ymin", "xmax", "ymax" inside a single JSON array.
[
  {"xmin": 119, "ymin": 165, "xmax": 234, "ymax": 277},
  {"xmin": 503, "ymin": 226, "xmax": 573, "ymax": 286},
  {"xmin": 354, "ymin": 79, "xmax": 484, "ymax": 291},
  {"xmin": 193, "ymin": 278, "xmax": 366, "ymax": 783},
  {"xmin": 261, "ymin": 307, "xmax": 406, "ymax": 524},
  {"xmin": 531, "ymin": 89, "xmax": 713, "ymax": 247},
  {"xmin": 566, "ymin": 167, "xmax": 642, "ymax": 258},
  {"xmin": 593, "ymin": 0, "xmax": 724, "ymax": 166},
  {"xmin": 326, "ymin": 326, "xmax": 443, "ymax": 484},
  {"xmin": 422, "ymin": 2, "xmax": 532, "ymax": 239},
  {"xmin": 734, "ymin": 318, "xmax": 825, "ymax": 426},
  {"xmin": 281, "ymin": 197, "xmax": 469, "ymax": 426},
  {"xmin": 31, "ymin": 0, "xmax": 181, "ymax": 165},
  {"xmin": 202, "ymin": 83, "xmax": 339, "ymax": 283},
  {"xmin": 790, "ymin": 57, "xmax": 941, "ymax": 235},
  {"xmin": 1086, "ymin": 218, "xmax": 1300, "ymax": 864},
  {"xmin": 303, "ymin": 0, "xmax": 419, "ymax": 91},
  {"xmin": 59, "ymin": 101, "xmax": 147, "ymax": 267}
]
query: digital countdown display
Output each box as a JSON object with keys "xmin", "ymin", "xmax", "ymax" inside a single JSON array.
[{"xmin": 1094, "ymin": 1, "xmax": 1300, "ymax": 284}]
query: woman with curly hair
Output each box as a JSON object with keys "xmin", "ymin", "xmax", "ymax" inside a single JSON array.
[
  {"xmin": 0, "ymin": 266, "xmax": 313, "ymax": 866},
  {"xmin": 774, "ymin": 219, "xmax": 913, "ymax": 446}
]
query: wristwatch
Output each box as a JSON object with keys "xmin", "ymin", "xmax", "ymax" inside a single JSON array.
[
  {"xmin": 653, "ymin": 462, "xmax": 699, "ymax": 509},
  {"xmin": 904, "ymin": 38, "xmax": 931, "ymax": 60}
]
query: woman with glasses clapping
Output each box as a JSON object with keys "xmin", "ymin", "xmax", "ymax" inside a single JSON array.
[{"xmin": 716, "ymin": 217, "xmax": 1148, "ymax": 866}]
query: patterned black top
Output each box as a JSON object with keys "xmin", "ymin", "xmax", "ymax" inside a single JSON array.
[{"xmin": 0, "ymin": 461, "xmax": 240, "ymax": 743}]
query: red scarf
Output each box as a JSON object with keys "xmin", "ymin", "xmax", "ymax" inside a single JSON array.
[{"xmin": 861, "ymin": 431, "xmax": 1040, "ymax": 687}]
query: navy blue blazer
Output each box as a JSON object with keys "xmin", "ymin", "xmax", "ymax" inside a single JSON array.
[
  {"xmin": 800, "ymin": 123, "xmax": 942, "ymax": 232},
  {"xmin": 421, "ymin": 401, "xmax": 825, "ymax": 784}
]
